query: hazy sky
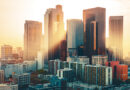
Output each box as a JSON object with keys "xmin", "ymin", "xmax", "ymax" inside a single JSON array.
[{"xmin": 0, "ymin": 0, "xmax": 130, "ymax": 57}]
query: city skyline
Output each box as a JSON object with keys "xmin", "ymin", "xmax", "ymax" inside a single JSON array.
[
  {"xmin": 0, "ymin": 1, "xmax": 130, "ymax": 89},
  {"xmin": 0, "ymin": 0, "xmax": 130, "ymax": 58}
]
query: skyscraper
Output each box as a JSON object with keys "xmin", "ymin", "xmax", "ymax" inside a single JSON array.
[
  {"xmin": 84, "ymin": 65, "xmax": 112, "ymax": 86},
  {"xmin": 83, "ymin": 7, "xmax": 106, "ymax": 63},
  {"xmin": 44, "ymin": 5, "xmax": 66, "ymax": 60},
  {"xmin": 1, "ymin": 45, "xmax": 12, "ymax": 59},
  {"xmin": 67, "ymin": 19, "xmax": 84, "ymax": 56},
  {"xmin": 24, "ymin": 21, "xmax": 42, "ymax": 60},
  {"xmin": 109, "ymin": 16, "xmax": 123, "ymax": 61}
]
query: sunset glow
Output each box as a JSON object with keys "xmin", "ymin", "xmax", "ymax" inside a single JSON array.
[
  {"xmin": 1, "ymin": 0, "xmax": 130, "ymax": 88},
  {"xmin": 0, "ymin": 0, "xmax": 130, "ymax": 58}
]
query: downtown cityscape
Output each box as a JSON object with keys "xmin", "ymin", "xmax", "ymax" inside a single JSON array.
[{"xmin": 0, "ymin": 0, "xmax": 130, "ymax": 90}]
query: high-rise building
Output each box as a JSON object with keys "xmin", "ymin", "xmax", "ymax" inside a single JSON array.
[
  {"xmin": 1, "ymin": 45, "xmax": 12, "ymax": 59},
  {"xmin": 67, "ymin": 19, "xmax": 84, "ymax": 56},
  {"xmin": 60, "ymin": 40, "xmax": 67, "ymax": 61},
  {"xmin": 117, "ymin": 64, "xmax": 128, "ymax": 81},
  {"xmin": 35, "ymin": 51, "xmax": 44, "ymax": 70},
  {"xmin": 109, "ymin": 16, "xmax": 123, "ymax": 61},
  {"xmin": 12, "ymin": 73, "xmax": 30, "ymax": 86},
  {"xmin": 59, "ymin": 61, "xmax": 70, "ymax": 69},
  {"xmin": 106, "ymin": 61, "xmax": 128, "ymax": 82},
  {"xmin": 44, "ymin": 5, "xmax": 66, "ymax": 61},
  {"xmin": 48, "ymin": 57, "xmax": 89, "ymax": 77},
  {"xmin": 0, "ymin": 70, "xmax": 4, "ymax": 83},
  {"xmin": 105, "ymin": 61, "xmax": 119, "ymax": 79},
  {"xmin": 57, "ymin": 68, "xmax": 74, "ymax": 82},
  {"xmin": 4, "ymin": 64, "xmax": 24, "ymax": 78},
  {"xmin": 70, "ymin": 62, "xmax": 78, "ymax": 76},
  {"xmin": 83, "ymin": 7, "xmax": 106, "ymax": 63},
  {"xmin": 48, "ymin": 60, "xmax": 55, "ymax": 74},
  {"xmin": 48, "ymin": 59, "xmax": 61, "ymax": 75},
  {"xmin": 24, "ymin": 21, "xmax": 42, "ymax": 60},
  {"xmin": 92, "ymin": 55, "xmax": 108, "ymax": 65},
  {"xmin": 84, "ymin": 65, "xmax": 112, "ymax": 86},
  {"xmin": 77, "ymin": 63, "xmax": 86, "ymax": 81}
]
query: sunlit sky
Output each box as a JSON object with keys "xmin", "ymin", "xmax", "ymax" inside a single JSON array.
[{"xmin": 0, "ymin": 0, "xmax": 130, "ymax": 58}]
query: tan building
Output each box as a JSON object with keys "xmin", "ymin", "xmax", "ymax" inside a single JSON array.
[
  {"xmin": 16, "ymin": 47, "xmax": 23, "ymax": 58},
  {"xmin": 44, "ymin": 5, "xmax": 66, "ymax": 60},
  {"xmin": 109, "ymin": 16, "xmax": 123, "ymax": 61},
  {"xmin": 1, "ymin": 45, "xmax": 12, "ymax": 59},
  {"xmin": 24, "ymin": 21, "xmax": 42, "ymax": 60}
]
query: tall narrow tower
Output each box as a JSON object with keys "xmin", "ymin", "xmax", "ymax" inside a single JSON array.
[
  {"xmin": 44, "ymin": 5, "xmax": 66, "ymax": 61},
  {"xmin": 67, "ymin": 19, "xmax": 84, "ymax": 56},
  {"xmin": 83, "ymin": 7, "xmax": 106, "ymax": 63},
  {"xmin": 109, "ymin": 16, "xmax": 123, "ymax": 61},
  {"xmin": 24, "ymin": 21, "xmax": 42, "ymax": 60}
]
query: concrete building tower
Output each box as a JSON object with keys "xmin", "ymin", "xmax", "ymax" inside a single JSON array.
[
  {"xmin": 44, "ymin": 5, "xmax": 66, "ymax": 61},
  {"xmin": 109, "ymin": 16, "xmax": 123, "ymax": 61},
  {"xmin": 24, "ymin": 21, "xmax": 42, "ymax": 60},
  {"xmin": 83, "ymin": 7, "xmax": 106, "ymax": 63}
]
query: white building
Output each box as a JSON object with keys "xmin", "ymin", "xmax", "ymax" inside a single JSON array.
[
  {"xmin": 67, "ymin": 56, "xmax": 89, "ymax": 64},
  {"xmin": 84, "ymin": 65, "xmax": 112, "ymax": 86},
  {"xmin": 4, "ymin": 64, "xmax": 23, "ymax": 78},
  {"xmin": 77, "ymin": 56, "xmax": 90, "ymax": 64},
  {"xmin": 35, "ymin": 51, "xmax": 44, "ymax": 70},
  {"xmin": 67, "ymin": 82, "xmax": 103, "ymax": 90},
  {"xmin": 3, "ymin": 60, "xmax": 36, "ymax": 78},
  {"xmin": 92, "ymin": 55, "xmax": 108, "ymax": 65},
  {"xmin": 23, "ymin": 60, "xmax": 37, "ymax": 72},
  {"xmin": 0, "ymin": 84, "xmax": 18, "ymax": 90}
]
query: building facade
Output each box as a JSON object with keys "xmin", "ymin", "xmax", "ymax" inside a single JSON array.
[
  {"xmin": 48, "ymin": 57, "xmax": 89, "ymax": 76},
  {"xmin": 12, "ymin": 73, "xmax": 30, "ymax": 86},
  {"xmin": 117, "ymin": 64, "xmax": 128, "ymax": 81},
  {"xmin": 92, "ymin": 55, "xmax": 108, "ymax": 65},
  {"xmin": 57, "ymin": 68, "xmax": 74, "ymax": 82},
  {"xmin": 67, "ymin": 19, "xmax": 84, "ymax": 56},
  {"xmin": 106, "ymin": 61, "xmax": 128, "ymax": 82},
  {"xmin": 1, "ymin": 45, "xmax": 12, "ymax": 59},
  {"xmin": 44, "ymin": 5, "xmax": 66, "ymax": 61},
  {"xmin": 84, "ymin": 65, "xmax": 112, "ymax": 86},
  {"xmin": 83, "ymin": 7, "xmax": 106, "ymax": 63},
  {"xmin": 0, "ymin": 84, "xmax": 18, "ymax": 90},
  {"xmin": 109, "ymin": 16, "xmax": 123, "ymax": 61},
  {"xmin": 24, "ymin": 20, "xmax": 42, "ymax": 60}
]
